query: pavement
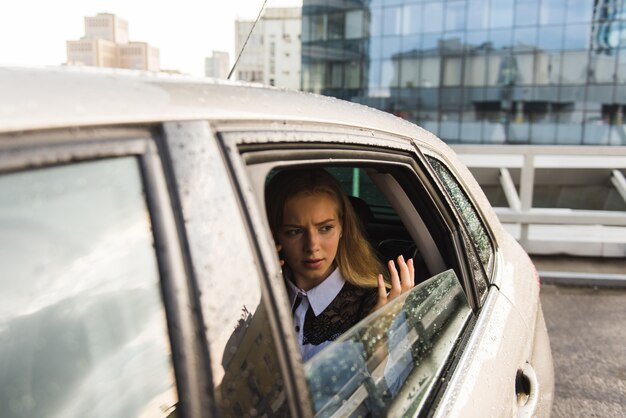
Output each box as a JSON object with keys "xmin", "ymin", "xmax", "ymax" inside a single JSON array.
[
  {"xmin": 532, "ymin": 255, "xmax": 626, "ymax": 288},
  {"xmin": 540, "ymin": 284, "xmax": 626, "ymax": 417}
]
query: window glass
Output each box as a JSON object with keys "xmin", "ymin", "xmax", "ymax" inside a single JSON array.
[
  {"xmin": 422, "ymin": 2, "xmax": 444, "ymax": 33},
  {"xmin": 467, "ymin": 0, "xmax": 489, "ymax": 31},
  {"xmin": 402, "ymin": 4, "xmax": 422, "ymax": 35},
  {"xmin": 346, "ymin": 10, "xmax": 364, "ymax": 39},
  {"xmin": 305, "ymin": 270, "xmax": 471, "ymax": 416},
  {"xmin": 443, "ymin": 57, "xmax": 463, "ymax": 86},
  {"xmin": 381, "ymin": 59, "xmax": 400, "ymax": 88},
  {"xmin": 561, "ymin": 51, "xmax": 589, "ymax": 84},
  {"xmin": 0, "ymin": 157, "xmax": 177, "ymax": 418},
  {"xmin": 540, "ymin": 0, "xmax": 567, "ymax": 25},
  {"xmin": 514, "ymin": 27, "xmax": 538, "ymax": 50},
  {"xmin": 515, "ymin": 53, "xmax": 536, "ymax": 85},
  {"xmin": 400, "ymin": 57, "xmax": 421, "ymax": 88},
  {"xmin": 565, "ymin": 0, "xmax": 593, "ymax": 23},
  {"xmin": 490, "ymin": 0, "xmax": 514, "ymax": 29},
  {"xmin": 464, "ymin": 55, "xmax": 487, "ymax": 86},
  {"xmin": 421, "ymin": 56, "xmax": 441, "ymax": 87},
  {"xmin": 427, "ymin": 157, "xmax": 493, "ymax": 284},
  {"xmin": 445, "ymin": 1, "xmax": 466, "ymax": 32},
  {"xmin": 489, "ymin": 28, "xmax": 513, "ymax": 50},
  {"xmin": 327, "ymin": 13, "xmax": 344, "ymax": 40},
  {"xmin": 310, "ymin": 14, "xmax": 327, "ymax": 42},
  {"xmin": 383, "ymin": 6, "xmax": 402, "ymax": 36},
  {"xmin": 370, "ymin": 7, "xmax": 383, "ymax": 37},
  {"xmin": 538, "ymin": 25, "xmax": 564, "ymax": 51},
  {"xmin": 345, "ymin": 61, "xmax": 362, "ymax": 89},
  {"xmin": 563, "ymin": 24, "xmax": 590, "ymax": 50},
  {"xmin": 381, "ymin": 36, "xmax": 402, "ymax": 60},
  {"xmin": 515, "ymin": 0, "xmax": 540, "ymax": 26}
]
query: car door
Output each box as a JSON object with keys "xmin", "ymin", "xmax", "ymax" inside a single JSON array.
[
  {"xmin": 422, "ymin": 149, "xmax": 539, "ymax": 418},
  {"xmin": 158, "ymin": 121, "xmax": 312, "ymax": 417},
  {"xmin": 211, "ymin": 121, "xmax": 512, "ymax": 416},
  {"xmin": 0, "ymin": 127, "xmax": 210, "ymax": 418}
]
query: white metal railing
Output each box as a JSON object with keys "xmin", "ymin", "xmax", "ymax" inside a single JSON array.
[{"xmin": 452, "ymin": 145, "xmax": 626, "ymax": 258}]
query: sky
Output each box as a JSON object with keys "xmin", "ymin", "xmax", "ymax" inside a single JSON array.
[{"xmin": 0, "ymin": 0, "xmax": 302, "ymax": 77}]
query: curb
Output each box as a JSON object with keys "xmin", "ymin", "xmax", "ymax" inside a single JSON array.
[{"xmin": 539, "ymin": 271, "xmax": 626, "ymax": 288}]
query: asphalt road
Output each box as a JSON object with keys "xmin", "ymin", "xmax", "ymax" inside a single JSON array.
[{"xmin": 540, "ymin": 284, "xmax": 626, "ymax": 417}]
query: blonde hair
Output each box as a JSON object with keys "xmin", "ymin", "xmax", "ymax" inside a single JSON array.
[{"xmin": 265, "ymin": 168, "xmax": 386, "ymax": 288}]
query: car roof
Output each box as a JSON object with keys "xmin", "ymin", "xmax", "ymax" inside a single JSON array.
[{"xmin": 0, "ymin": 66, "xmax": 443, "ymax": 148}]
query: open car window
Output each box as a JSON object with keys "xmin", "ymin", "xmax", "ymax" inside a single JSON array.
[
  {"xmin": 233, "ymin": 139, "xmax": 479, "ymax": 418},
  {"xmin": 304, "ymin": 269, "xmax": 471, "ymax": 417}
]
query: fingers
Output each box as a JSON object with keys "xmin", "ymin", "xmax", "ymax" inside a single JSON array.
[
  {"xmin": 370, "ymin": 274, "xmax": 388, "ymax": 313},
  {"xmin": 387, "ymin": 255, "xmax": 415, "ymax": 302},
  {"xmin": 377, "ymin": 274, "xmax": 387, "ymax": 302},
  {"xmin": 388, "ymin": 258, "xmax": 401, "ymax": 299},
  {"xmin": 371, "ymin": 255, "xmax": 416, "ymax": 313}
]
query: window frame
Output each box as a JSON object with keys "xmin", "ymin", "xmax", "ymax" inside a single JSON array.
[
  {"xmin": 422, "ymin": 151, "xmax": 498, "ymax": 288},
  {"xmin": 0, "ymin": 126, "xmax": 212, "ymax": 418},
  {"xmin": 235, "ymin": 146, "xmax": 478, "ymax": 308},
  {"xmin": 217, "ymin": 123, "xmax": 487, "ymax": 416}
]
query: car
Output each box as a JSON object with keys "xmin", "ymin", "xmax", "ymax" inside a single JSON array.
[{"xmin": 0, "ymin": 67, "xmax": 553, "ymax": 418}]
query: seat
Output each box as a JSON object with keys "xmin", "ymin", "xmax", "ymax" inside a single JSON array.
[{"xmin": 348, "ymin": 195, "xmax": 374, "ymax": 233}]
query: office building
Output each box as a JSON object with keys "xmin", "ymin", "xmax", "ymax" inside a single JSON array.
[
  {"xmin": 235, "ymin": 7, "xmax": 301, "ymax": 88},
  {"xmin": 67, "ymin": 13, "xmax": 160, "ymax": 72},
  {"xmin": 301, "ymin": 0, "xmax": 626, "ymax": 145},
  {"xmin": 205, "ymin": 51, "xmax": 230, "ymax": 79}
]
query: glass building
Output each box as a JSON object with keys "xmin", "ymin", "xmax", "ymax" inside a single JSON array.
[{"xmin": 301, "ymin": 0, "xmax": 626, "ymax": 145}]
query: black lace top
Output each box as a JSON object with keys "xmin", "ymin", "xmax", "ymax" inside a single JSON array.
[{"xmin": 302, "ymin": 282, "xmax": 378, "ymax": 346}]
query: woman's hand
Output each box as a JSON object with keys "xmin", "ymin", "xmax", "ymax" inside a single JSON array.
[{"xmin": 372, "ymin": 255, "xmax": 415, "ymax": 312}]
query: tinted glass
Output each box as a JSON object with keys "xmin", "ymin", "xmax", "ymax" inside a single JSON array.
[
  {"xmin": 428, "ymin": 157, "xmax": 492, "ymax": 291},
  {"xmin": 328, "ymin": 167, "xmax": 395, "ymax": 217},
  {"xmin": 0, "ymin": 157, "xmax": 177, "ymax": 418},
  {"xmin": 305, "ymin": 270, "xmax": 471, "ymax": 417}
]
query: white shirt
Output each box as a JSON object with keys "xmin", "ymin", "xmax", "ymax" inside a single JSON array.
[{"xmin": 286, "ymin": 267, "xmax": 345, "ymax": 361}]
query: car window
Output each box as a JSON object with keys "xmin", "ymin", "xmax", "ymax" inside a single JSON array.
[
  {"xmin": 256, "ymin": 158, "xmax": 473, "ymax": 414},
  {"xmin": 0, "ymin": 157, "xmax": 177, "ymax": 418},
  {"xmin": 427, "ymin": 156, "xmax": 492, "ymax": 297},
  {"xmin": 304, "ymin": 269, "xmax": 471, "ymax": 417}
]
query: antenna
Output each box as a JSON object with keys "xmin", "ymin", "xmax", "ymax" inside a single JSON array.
[{"xmin": 228, "ymin": 0, "xmax": 269, "ymax": 80}]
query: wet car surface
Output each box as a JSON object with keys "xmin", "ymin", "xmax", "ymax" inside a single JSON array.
[{"xmin": 0, "ymin": 67, "xmax": 554, "ymax": 418}]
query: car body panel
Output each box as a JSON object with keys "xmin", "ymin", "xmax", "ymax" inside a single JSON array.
[
  {"xmin": 0, "ymin": 67, "xmax": 433, "ymax": 146},
  {"xmin": 0, "ymin": 67, "xmax": 554, "ymax": 417},
  {"xmin": 433, "ymin": 287, "xmax": 530, "ymax": 418}
]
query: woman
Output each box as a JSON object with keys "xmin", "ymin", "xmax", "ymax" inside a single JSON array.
[{"xmin": 265, "ymin": 168, "xmax": 415, "ymax": 361}]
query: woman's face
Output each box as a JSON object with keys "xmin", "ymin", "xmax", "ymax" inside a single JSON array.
[{"xmin": 277, "ymin": 192, "xmax": 342, "ymax": 291}]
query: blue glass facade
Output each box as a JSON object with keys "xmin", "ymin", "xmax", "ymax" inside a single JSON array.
[{"xmin": 301, "ymin": 0, "xmax": 626, "ymax": 144}]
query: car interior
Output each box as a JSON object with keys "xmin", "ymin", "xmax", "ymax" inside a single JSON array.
[
  {"xmin": 269, "ymin": 164, "xmax": 459, "ymax": 287},
  {"xmin": 259, "ymin": 164, "xmax": 473, "ymax": 417}
]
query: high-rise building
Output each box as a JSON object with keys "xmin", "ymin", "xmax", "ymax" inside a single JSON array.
[
  {"xmin": 235, "ymin": 20, "xmax": 265, "ymax": 83},
  {"xmin": 118, "ymin": 42, "xmax": 160, "ymax": 72},
  {"xmin": 67, "ymin": 13, "xmax": 160, "ymax": 72},
  {"xmin": 84, "ymin": 13, "xmax": 129, "ymax": 44},
  {"xmin": 235, "ymin": 7, "xmax": 301, "ymax": 88},
  {"xmin": 301, "ymin": 0, "xmax": 626, "ymax": 145},
  {"xmin": 205, "ymin": 51, "xmax": 230, "ymax": 79},
  {"xmin": 66, "ymin": 38, "xmax": 117, "ymax": 68}
]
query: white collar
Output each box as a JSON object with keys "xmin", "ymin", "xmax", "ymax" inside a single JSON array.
[{"xmin": 286, "ymin": 267, "xmax": 346, "ymax": 316}]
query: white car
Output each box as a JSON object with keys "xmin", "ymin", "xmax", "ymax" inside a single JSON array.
[{"xmin": 0, "ymin": 67, "xmax": 553, "ymax": 418}]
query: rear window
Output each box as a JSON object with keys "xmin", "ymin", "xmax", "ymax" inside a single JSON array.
[{"xmin": 0, "ymin": 158, "xmax": 177, "ymax": 418}]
